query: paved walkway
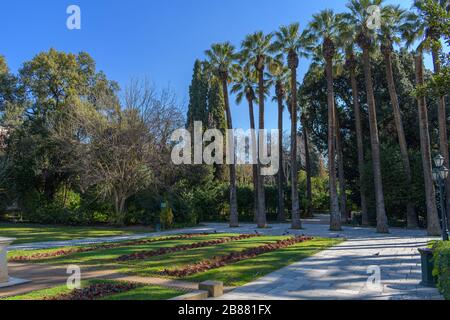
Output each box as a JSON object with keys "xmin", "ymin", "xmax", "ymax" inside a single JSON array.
[
  {"xmin": 3, "ymin": 218, "xmax": 444, "ymax": 300},
  {"xmin": 214, "ymin": 224, "xmax": 443, "ymax": 300},
  {"xmin": 0, "ymin": 263, "xmax": 119, "ymax": 298}
]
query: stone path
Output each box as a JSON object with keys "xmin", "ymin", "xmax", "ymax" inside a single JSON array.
[
  {"xmin": 216, "ymin": 225, "xmax": 443, "ymax": 300},
  {"xmin": 3, "ymin": 218, "xmax": 444, "ymax": 300}
]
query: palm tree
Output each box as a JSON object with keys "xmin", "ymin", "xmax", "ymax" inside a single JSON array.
[
  {"xmin": 378, "ymin": 5, "xmax": 418, "ymax": 228},
  {"xmin": 231, "ymin": 64, "xmax": 259, "ymax": 223},
  {"xmin": 268, "ymin": 61, "xmax": 290, "ymax": 222},
  {"xmin": 306, "ymin": 9, "xmax": 342, "ymax": 231},
  {"xmin": 338, "ymin": 23, "xmax": 369, "ymax": 225},
  {"xmin": 300, "ymin": 105, "xmax": 313, "ymax": 218},
  {"xmin": 415, "ymin": 52, "xmax": 442, "ymax": 236},
  {"xmin": 205, "ymin": 43, "xmax": 239, "ymax": 228},
  {"xmin": 271, "ymin": 23, "xmax": 309, "ymax": 230},
  {"xmin": 344, "ymin": 0, "xmax": 389, "ymax": 233},
  {"xmin": 403, "ymin": 0, "xmax": 449, "ymax": 228},
  {"xmin": 241, "ymin": 31, "xmax": 273, "ymax": 229}
]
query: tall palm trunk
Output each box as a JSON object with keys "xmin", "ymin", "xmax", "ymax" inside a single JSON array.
[
  {"xmin": 382, "ymin": 46, "xmax": 418, "ymax": 228},
  {"xmin": 288, "ymin": 51, "xmax": 302, "ymax": 229},
  {"xmin": 323, "ymin": 38, "xmax": 341, "ymax": 231},
  {"xmin": 325, "ymin": 57, "xmax": 341, "ymax": 231},
  {"xmin": 221, "ymin": 78, "xmax": 239, "ymax": 227},
  {"xmin": 415, "ymin": 53, "xmax": 441, "ymax": 236},
  {"xmin": 348, "ymin": 58, "xmax": 369, "ymax": 225},
  {"xmin": 247, "ymin": 96, "xmax": 259, "ymax": 223},
  {"xmin": 256, "ymin": 60, "xmax": 267, "ymax": 228},
  {"xmin": 432, "ymin": 49, "xmax": 450, "ymax": 230},
  {"xmin": 301, "ymin": 115, "xmax": 313, "ymax": 218},
  {"xmin": 335, "ymin": 111, "xmax": 348, "ymax": 221},
  {"xmin": 276, "ymin": 82, "xmax": 286, "ymax": 222},
  {"xmin": 358, "ymin": 35, "xmax": 389, "ymax": 233}
]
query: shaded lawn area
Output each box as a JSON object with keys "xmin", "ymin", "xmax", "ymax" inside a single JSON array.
[
  {"xmin": 0, "ymin": 223, "xmax": 154, "ymax": 245},
  {"xmin": 8, "ymin": 234, "xmax": 237, "ymax": 263},
  {"xmin": 1, "ymin": 280, "xmax": 183, "ymax": 301}
]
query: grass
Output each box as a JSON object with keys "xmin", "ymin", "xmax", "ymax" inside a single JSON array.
[
  {"xmin": 183, "ymin": 238, "xmax": 342, "ymax": 286},
  {"xmin": 7, "ymin": 233, "xmax": 343, "ymax": 289},
  {"xmin": 100, "ymin": 286, "xmax": 184, "ymax": 300},
  {"xmin": 1, "ymin": 280, "xmax": 183, "ymax": 300},
  {"xmin": 119, "ymin": 236, "xmax": 294, "ymax": 276},
  {"xmin": 0, "ymin": 223, "xmax": 154, "ymax": 245},
  {"xmin": 7, "ymin": 234, "xmax": 236, "ymax": 263}
]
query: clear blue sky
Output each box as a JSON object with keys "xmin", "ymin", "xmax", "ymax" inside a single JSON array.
[{"xmin": 0, "ymin": 0, "xmax": 429, "ymax": 130}]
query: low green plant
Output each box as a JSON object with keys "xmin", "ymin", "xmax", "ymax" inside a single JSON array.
[
  {"xmin": 432, "ymin": 241, "xmax": 450, "ymax": 300},
  {"xmin": 160, "ymin": 201, "xmax": 174, "ymax": 229}
]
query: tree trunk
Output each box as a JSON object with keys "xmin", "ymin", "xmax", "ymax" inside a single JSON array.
[
  {"xmin": 257, "ymin": 68, "xmax": 267, "ymax": 228},
  {"xmin": 361, "ymin": 48, "xmax": 389, "ymax": 233},
  {"xmin": 221, "ymin": 79, "xmax": 239, "ymax": 228},
  {"xmin": 325, "ymin": 57, "xmax": 341, "ymax": 231},
  {"xmin": 276, "ymin": 94, "xmax": 286, "ymax": 222},
  {"xmin": 248, "ymin": 98, "xmax": 259, "ymax": 223},
  {"xmin": 415, "ymin": 53, "xmax": 441, "ymax": 236},
  {"xmin": 350, "ymin": 68, "xmax": 369, "ymax": 225},
  {"xmin": 384, "ymin": 52, "xmax": 418, "ymax": 228},
  {"xmin": 113, "ymin": 191, "xmax": 126, "ymax": 226},
  {"xmin": 302, "ymin": 115, "xmax": 313, "ymax": 218},
  {"xmin": 290, "ymin": 67, "xmax": 302, "ymax": 229},
  {"xmin": 335, "ymin": 111, "xmax": 348, "ymax": 221},
  {"xmin": 432, "ymin": 49, "xmax": 450, "ymax": 230}
]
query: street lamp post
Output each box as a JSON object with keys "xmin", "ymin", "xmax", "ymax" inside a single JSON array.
[{"xmin": 432, "ymin": 155, "xmax": 450, "ymax": 241}]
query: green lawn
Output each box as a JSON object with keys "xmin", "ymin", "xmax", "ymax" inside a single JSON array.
[
  {"xmin": 1, "ymin": 280, "xmax": 183, "ymax": 300},
  {"xmin": 0, "ymin": 223, "xmax": 154, "ymax": 244},
  {"xmin": 7, "ymin": 234, "xmax": 232, "ymax": 262},
  {"xmin": 7, "ymin": 233, "xmax": 342, "ymax": 289},
  {"xmin": 184, "ymin": 238, "xmax": 341, "ymax": 286}
]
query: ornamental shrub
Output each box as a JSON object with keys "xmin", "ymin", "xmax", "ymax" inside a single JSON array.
[
  {"xmin": 433, "ymin": 241, "xmax": 450, "ymax": 300},
  {"xmin": 160, "ymin": 201, "xmax": 174, "ymax": 229}
]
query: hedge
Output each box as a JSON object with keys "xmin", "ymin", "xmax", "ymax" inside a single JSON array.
[{"xmin": 433, "ymin": 241, "xmax": 450, "ymax": 300}]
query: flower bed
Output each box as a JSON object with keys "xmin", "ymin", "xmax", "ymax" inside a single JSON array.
[
  {"xmin": 45, "ymin": 282, "xmax": 140, "ymax": 300},
  {"xmin": 117, "ymin": 234, "xmax": 261, "ymax": 262},
  {"xmin": 44, "ymin": 282, "xmax": 141, "ymax": 301},
  {"xmin": 160, "ymin": 236, "xmax": 313, "ymax": 277},
  {"xmin": 10, "ymin": 233, "xmax": 213, "ymax": 262}
]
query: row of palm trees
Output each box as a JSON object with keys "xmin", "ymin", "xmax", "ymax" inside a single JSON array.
[{"xmin": 203, "ymin": 0, "xmax": 447, "ymax": 236}]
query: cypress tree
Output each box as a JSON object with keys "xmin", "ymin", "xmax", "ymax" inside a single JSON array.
[
  {"xmin": 207, "ymin": 78, "xmax": 228, "ymax": 181},
  {"xmin": 186, "ymin": 60, "xmax": 209, "ymax": 129}
]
